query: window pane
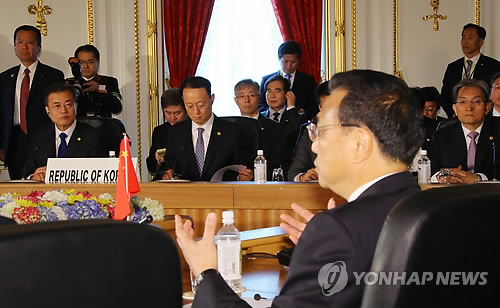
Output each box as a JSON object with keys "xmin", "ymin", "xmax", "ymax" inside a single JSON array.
[{"xmin": 196, "ymin": 0, "xmax": 284, "ymax": 116}]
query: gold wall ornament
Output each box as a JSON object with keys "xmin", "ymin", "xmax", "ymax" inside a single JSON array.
[
  {"xmin": 324, "ymin": 0, "xmax": 333, "ymax": 79},
  {"xmin": 422, "ymin": 0, "xmax": 447, "ymax": 31},
  {"xmin": 87, "ymin": 0, "xmax": 94, "ymax": 45},
  {"xmin": 27, "ymin": 0, "xmax": 52, "ymax": 36},
  {"xmin": 134, "ymin": 0, "xmax": 143, "ymax": 180},
  {"xmin": 474, "ymin": 0, "xmax": 480, "ymax": 25},
  {"xmin": 334, "ymin": 0, "xmax": 346, "ymax": 73},
  {"xmin": 146, "ymin": 0, "xmax": 159, "ymax": 157},
  {"xmin": 351, "ymin": 0, "xmax": 357, "ymax": 70},
  {"xmin": 393, "ymin": 0, "xmax": 403, "ymax": 78}
]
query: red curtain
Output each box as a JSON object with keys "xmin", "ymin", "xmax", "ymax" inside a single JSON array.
[
  {"xmin": 163, "ymin": 0, "xmax": 215, "ymax": 87},
  {"xmin": 271, "ymin": 0, "xmax": 322, "ymax": 83}
]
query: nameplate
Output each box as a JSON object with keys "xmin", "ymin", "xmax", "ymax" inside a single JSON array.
[{"xmin": 45, "ymin": 158, "xmax": 138, "ymax": 184}]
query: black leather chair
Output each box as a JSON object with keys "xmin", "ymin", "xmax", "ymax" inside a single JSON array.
[
  {"xmin": 361, "ymin": 183, "xmax": 500, "ymax": 308},
  {"xmin": 220, "ymin": 116, "xmax": 260, "ymax": 165},
  {"xmin": 0, "ymin": 220, "xmax": 182, "ymax": 307},
  {"xmin": 78, "ymin": 117, "xmax": 126, "ymax": 155}
]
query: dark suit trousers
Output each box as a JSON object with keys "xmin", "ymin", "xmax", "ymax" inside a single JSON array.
[{"xmin": 6, "ymin": 126, "xmax": 28, "ymax": 180}]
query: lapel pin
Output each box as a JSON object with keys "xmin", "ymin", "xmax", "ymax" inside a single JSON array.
[
  {"xmin": 77, "ymin": 137, "xmax": 81, "ymax": 141},
  {"xmin": 217, "ymin": 131, "xmax": 221, "ymax": 136}
]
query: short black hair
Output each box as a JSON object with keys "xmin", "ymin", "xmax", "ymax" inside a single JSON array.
[
  {"xmin": 452, "ymin": 79, "xmax": 490, "ymax": 103},
  {"xmin": 410, "ymin": 87, "xmax": 426, "ymax": 110},
  {"xmin": 180, "ymin": 76, "xmax": 212, "ymax": 96},
  {"xmin": 278, "ymin": 40, "xmax": 302, "ymax": 59},
  {"xmin": 234, "ymin": 79, "xmax": 259, "ymax": 96},
  {"xmin": 329, "ymin": 70, "xmax": 424, "ymax": 165},
  {"xmin": 421, "ymin": 86, "xmax": 440, "ymax": 103},
  {"xmin": 161, "ymin": 88, "xmax": 185, "ymax": 110},
  {"xmin": 491, "ymin": 72, "xmax": 500, "ymax": 86},
  {"xmin": 44, "ymin": 82, "xmax": 77, "ymax": 107},
  {"xmin": 462, "ymin": 23, "xmax": 486, "ymax": 40},
  {"xmin": 14, "ymin": 25, "xmax": 41, "ymax": 46},
  {"xmin": 315, "ymin": 81, "xmax": 331, "ymax": 106},
  {"xmin": 74, "ymin": 44, "xmax": 100, "ymax": 61},
  {"xmin": 264, "ymin": 75, "xmax": 290, "ymax": 93}
]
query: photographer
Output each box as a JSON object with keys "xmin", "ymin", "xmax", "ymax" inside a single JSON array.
[{"xmin": 69, "ymin": 44, "xmax": 122, "ymax": 117}]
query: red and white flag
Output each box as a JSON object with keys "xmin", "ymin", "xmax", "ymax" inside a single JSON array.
[{"xmin": 114, "ymin": 135, "xmax": 140, "ymax": 220}]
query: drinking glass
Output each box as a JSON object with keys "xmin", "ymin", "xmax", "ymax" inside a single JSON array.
[{"xmin": 272, "ymin": 168, "xmax": 284, "ymax": 182}]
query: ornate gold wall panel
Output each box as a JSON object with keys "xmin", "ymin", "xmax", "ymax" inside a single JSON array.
[
  {"xmin": 334, "ymin": 0, "xmax": 346, "ymax": 73},
  {"xmin": 146, "ymin": 0, "xmax": 159, "ymax": 152},
  {"xmin": 475, "ymin": 0, "xmax": 480, "ymax": 25},
  {"xmin": 87, "ymin": 0, "xmax": 94, "ymax": 44},
  {"xmin": 351, "ymin": 0, "xmax": 357, "ymax": 70},
  {"xmin": 134, "ymin": 0, "xmax": 143, "ymax": 179}
]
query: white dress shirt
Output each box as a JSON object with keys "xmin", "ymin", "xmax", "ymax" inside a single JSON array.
[
  {"xmin": 191, "ymin": 114, "xmax": 214, "ymax": 155},
  {"xmin": 462, "ymin": 53, "xmax": 481, "ymax": 79},
  {"xmin": 55, "ymin": 120, "xmax": 77, "ymax": 155}
]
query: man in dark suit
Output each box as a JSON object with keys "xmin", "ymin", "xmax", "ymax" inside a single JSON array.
[
  {"xmin": 440, "ymin": 23, "xmax": 500, "ymax": 118},
  {"xmin": 0, "ymin": 25, "xmax": 64, "ymax": 179},
  {"xmin": 261, "ymin": 75, "xmax": 304, "ymax": 176},
  {"xmin": 72, "ymin": 44, "xmax": 122, "ymax": 118},
  {"xmin": 489, "ymin": 72, "xmax": 500, "ymax": 117},
  {"xmin": 175, "ymin": 70, "xmax": 424, "ymax": 308},
  {"xmin": 431, "ymin": 79, "xmax": 500, "ymax": 183},
  {"xmin": 24, "ymin": 83, "xmax": 106, "ymax": 180},
  {"xmin": 160, "ymin": 76, "xmax": 253, "ymax": 181},
  {"xmin": 233, "ymin": 79, "xmax": 282, "ymax": 179},
  {"xmin": 259, "ymin": 41, "xmax": 317, "ymax": 119},
  {"xmin": 146, "ymin": 88, "xmax": 188, "ymax": 179},
  {"xmin": 288, "ymin": 81, "xmax": 329, "ymax": 181}
]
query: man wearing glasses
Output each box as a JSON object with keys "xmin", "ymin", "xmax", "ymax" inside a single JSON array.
[
  {"xmin": 431, "ymin": 79, "xmax": 500, "ymax": 183},
  {"xmin": 489, "ymin": 72, "xmax": 500, "ymax": 117},
  {"xmin": 73, "ymin": 44, "xmax": 122, "ymax": 117},
  {"xmin": 175, "ymin": 70, "xmax": 424, "ymax": 308}
]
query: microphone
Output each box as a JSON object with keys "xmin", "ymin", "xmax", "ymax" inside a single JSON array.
[
  {"xmin": 253, "ymin": 294, "xmax": 267, "ymax": 301},
  {"xmin": 490, "ymin": 136, "xmax": 497, "ymax": 180}
]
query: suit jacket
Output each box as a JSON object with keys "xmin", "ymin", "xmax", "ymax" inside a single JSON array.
[
  {"xmin": 76, "ymin": 75, "xmax": 122, "ymax": 117},
  {"xmin": 256, "ymin": 115, "xmax": 283, "ymax": 178},
  {"xmin": 429, "ymin": 118, "xmax": 500, "ymax": 179},
  {"xmin": 146, "ymin": 122, "xmax": 170, "ymax": 178},
  {"xmin": 287, "ymin": 129, "xmax": 316, "ymax": 181},
  {"xmin": 261, "ymin": 108, "xmax": 304, "ymax": 176},
  {"xmin": 259, "ymin": 70, "xmax": 318, "ymax": 119},
  {"xmin": 192, "ymin": 172, "xmax": 421, "ymax": 308},
  {"xmin": 440, "ymin": 54, "xmax": 500, "ymax": 117},
  {"xmin": 0, "ymin": 62, "xmax": 64, "ymax": 154},
  {"xmin": 23, "ymin": 121, "xmax": 106, "ymax": 177},
  {"xmin": 161, "ymin": 117, "xmax": 247, "ymax": 181}
]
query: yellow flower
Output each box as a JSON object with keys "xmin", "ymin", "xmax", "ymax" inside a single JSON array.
[
  {"xmin": 65, "ymin": 189, "xmax": 76, "ymax": 195},
  {"xmin": 67, "ymin": 194, "xmax": 84, "ymax": 204},
  {"xmin": 14, "ymin": 198, "xmax": 37, "ymax": 208},
  {"xmin": 39, "ymin": 201, "xmax": 54, "ymax": 208}
]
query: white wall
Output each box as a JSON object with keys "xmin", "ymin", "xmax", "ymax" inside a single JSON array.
[{"xmin": 343, "ymin": 0, "xmax": 499, "ymax": 90}]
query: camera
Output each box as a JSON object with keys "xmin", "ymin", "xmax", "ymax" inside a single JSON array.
[{"xmin": 65, "ymin": 57, "xmax": 85, "ymax": 100}]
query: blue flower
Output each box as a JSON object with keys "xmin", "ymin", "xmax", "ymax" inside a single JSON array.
[{"xmin": 39, "ymin": 207, "xmax": 59, "ymax": 222}]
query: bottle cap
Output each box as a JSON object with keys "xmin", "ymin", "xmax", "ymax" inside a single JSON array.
[
  {"xmin": 109, "ymin": 151, "xmax": 116, "ymax": 157},
  {"xmin": 257, "ymin": 149, "xmax": 263, "ymax": 156},
  {"xmin": 222, "ymin": 210, "xmax": 234, "ymax": 224},
  {"xmin": 420, "ymin": 149, "xmax": 427, "ymax": 155}
]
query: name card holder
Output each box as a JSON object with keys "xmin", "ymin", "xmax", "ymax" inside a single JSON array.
[{"xmin": 45, "ymin": 158, "xmax": 138, "ymax": 184}]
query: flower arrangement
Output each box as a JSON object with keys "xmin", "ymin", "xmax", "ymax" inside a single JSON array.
[{"xmin": 0, "ymin": 190, "xmax": 164, "ymax": 224}]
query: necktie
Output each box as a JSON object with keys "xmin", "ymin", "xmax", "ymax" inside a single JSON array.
[
  {"xmin": 58, "ymin": 133, "xmax": 68, "ymax": 158},
  {"xmin": 465, "ymin": 60, "xmax": 473, "ymax": 79},
  {"xmin": 285, "ymin": 74, "xmax": 292, "ymax": 88},
  {"xmin": 195, "ymin": 127, "xmax": 205, "ymax": 176},
  {"xmin": 467, "ymin": 131, "xmax": 479, "ymax": 173},
  {"xmin": 20, "ymin": 68, "xmax": 30, "ymax": 134},
  {"xmin": 273, "ymin": 112, "xmax": 280, "ymax": 122}
]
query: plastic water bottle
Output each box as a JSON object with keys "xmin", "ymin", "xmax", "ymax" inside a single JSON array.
[
  {"xmin": 417, "ymin": 149, "xmax": 431, "ymax": 184},
  {"xmin": 254, "ymin": 149, "xmax": 267, "ymax": 184},
  {"xmin": 216, "ymin": 211, "xmax": 244, "ymax": 292}
]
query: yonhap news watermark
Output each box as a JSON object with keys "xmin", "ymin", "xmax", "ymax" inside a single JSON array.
[{"xmin": 318, "ymin": 261, "xmax": 489, "ymax": 296}]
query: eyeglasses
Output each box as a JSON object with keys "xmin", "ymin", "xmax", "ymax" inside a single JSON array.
[
  {"xmin": 307, "ymin": 122, "xmax": 360, "ymax": 141},
  {"xmin": 235, "ymin": 94, "xmax": 258, "ymax": 100},
  {"xmin": 455, "ymin": 99, "xmax": 485, "ymax": 106},
  {"xmin": 79, "ymin": 59, "xmax": 97, "ymax": 65},
  {"xmin": 185, "ymin": 102, "xmax": 208, "ymax": 110}
]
